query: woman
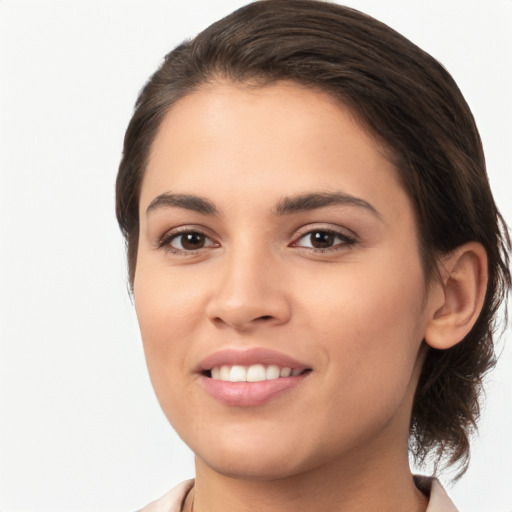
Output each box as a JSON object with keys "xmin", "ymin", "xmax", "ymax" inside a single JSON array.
[{"xmin": 116, "ymin": 1, "xmax": 510, "ymax": 510}]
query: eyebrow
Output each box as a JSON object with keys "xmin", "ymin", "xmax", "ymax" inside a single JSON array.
[
  {"xmin": 145, "ymin": 191, "xmax": 381, "ymax": 219},
  {"xmin": 146, "ymin": 193, "xmax": 219, "ymax": 216},
  {"xmin": 274, "ymin": 192, "xmax": 382, "ymax": 219}
]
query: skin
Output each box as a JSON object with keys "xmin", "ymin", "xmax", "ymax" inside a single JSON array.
[{"xmin": 134, "ymin": 82, "xmax": 446, "ymax": 512}]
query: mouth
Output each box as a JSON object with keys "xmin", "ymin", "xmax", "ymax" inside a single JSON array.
[
  {"xmin": 198, "ymin": 348, "xmax": 312, "ymax": 406},
  {"xmin": 204, "ymin": 364, "xmax": 310, "ymax": 382}
]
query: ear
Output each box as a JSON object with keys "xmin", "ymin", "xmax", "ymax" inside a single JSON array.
[{"xmin": 424, "ymin": 242, "xmax": 488, "ymax": 350}]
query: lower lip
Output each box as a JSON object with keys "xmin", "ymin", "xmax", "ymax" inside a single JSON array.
[{"xmin": 200, "ymin": 373, "xmax": 308, "ymax": 407}]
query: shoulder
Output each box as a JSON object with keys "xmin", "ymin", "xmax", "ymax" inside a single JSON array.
[
  {"xmin": 415, "ymin": 475, "xmax": 459, "ymax": 512},
  {"xmin": 138, "ymin": 479, "xmax": 194, "ymax": 512},
  {"xmin": 139, "ymin": 476, "xmax": 458, "ymax": 512}
]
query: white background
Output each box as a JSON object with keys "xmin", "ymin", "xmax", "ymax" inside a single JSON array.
[{"xmin": 0, "ymin": 1, "xmax": 511, "ymax": 511}]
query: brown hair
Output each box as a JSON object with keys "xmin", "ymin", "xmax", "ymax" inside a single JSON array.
[{"xmin": 116, "ymin": 0, "xmax": 510, "ymax": 476}]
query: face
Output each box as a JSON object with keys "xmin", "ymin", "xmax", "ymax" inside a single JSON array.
[{"xmin": 134, "ymin": 82, "xmax": 438, "ymax": 481}]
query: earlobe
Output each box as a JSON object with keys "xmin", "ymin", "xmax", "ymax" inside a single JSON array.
[{"xmin": 424, "ymin": 242, "xmax": 488, "ymax": 350}]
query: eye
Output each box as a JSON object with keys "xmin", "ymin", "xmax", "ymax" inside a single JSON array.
[
  {"xmin": 292, "ymin": 229, "xmax": 356, "ymax": 250},
  {"xmin": 160, "ymin": 230, "xmax": 218, "ymax": 253}
]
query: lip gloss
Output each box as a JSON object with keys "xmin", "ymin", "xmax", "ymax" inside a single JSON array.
[{"xmin": 200, "ymin": 372, "xmax": 308, "ymax": 407}]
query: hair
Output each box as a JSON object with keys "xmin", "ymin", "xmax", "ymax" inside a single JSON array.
[{"xmin": 116, "ymin": 0, "xmax": 510, "ymax": 477}]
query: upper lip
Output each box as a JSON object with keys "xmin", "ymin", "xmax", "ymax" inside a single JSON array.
[{"xmin": 198, "ymin": 347, "xmax": 310, "ymax": 372}]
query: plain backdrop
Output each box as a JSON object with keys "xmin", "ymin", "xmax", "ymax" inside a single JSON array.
[{"xmin": 0, "ymin": 1, "xmax": 511, "ymax": 511}]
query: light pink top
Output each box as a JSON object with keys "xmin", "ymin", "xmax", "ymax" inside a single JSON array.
[{"xmin": 139, "ymin": 476, "xmax": 459, "ymax": 512}]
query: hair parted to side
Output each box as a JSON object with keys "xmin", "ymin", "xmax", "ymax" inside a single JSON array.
[{"xmin": 116, "ymin": 0, "xmax": 510, "ymax": 477}]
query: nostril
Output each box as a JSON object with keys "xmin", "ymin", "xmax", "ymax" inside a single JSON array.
[{"xmin": 257, "ymin": 315, "xmax": 273, "ymax": 321}]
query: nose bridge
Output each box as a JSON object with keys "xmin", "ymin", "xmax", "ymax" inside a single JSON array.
[{"xmin": 207, "ymin": 236, "xmax": 290, "ymax": 329}]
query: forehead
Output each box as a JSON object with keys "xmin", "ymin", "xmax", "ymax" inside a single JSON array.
[{"xmin": 140, "ymin": 81, "xmax": 407, "ymax": 220}]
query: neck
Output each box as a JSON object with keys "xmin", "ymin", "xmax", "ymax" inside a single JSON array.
[{"xmin": 191, "ymin": 439, "xmax": 427, "ymax": 512}]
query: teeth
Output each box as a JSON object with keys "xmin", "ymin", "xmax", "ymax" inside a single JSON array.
[
  {"xmin": 280, "ymin": 367, "xmax": 292, "ymax": 377},
  {"xmin": 220, "ymin": 365, "xmax": 230, "ymax": 381},
  {"xmin": 210, "ymin": 364, "xmax": 303, "ymax": 382},
  {"xmin": 266, "ymin": 364, "xmax": 280, "ymax": 380},
  {"xmin": 230, "ymin": 365, "xmax": 246, "ymax": 382},
  {"xmin": 247, "ymin": 364, "xmax": 266, "ymax": 382}
]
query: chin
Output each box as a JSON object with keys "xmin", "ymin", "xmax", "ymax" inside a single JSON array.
[
  {"xmin": 188, "ymin": 425, "xmax": 331, "ymax": 482},
  {"xmin": 199, "ymin": 450, "xmax": 313, "ymax": 482}
]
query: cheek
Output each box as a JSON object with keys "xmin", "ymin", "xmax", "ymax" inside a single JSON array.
[
  {"xmin": 133, "ymin": 267, "xmax": 204, "ymax": 396},
  {"xmin": 135, "ymin": 262, "xmax": 205, "ymax": 336},
  {"xmin": 300, "ymin": 254, "xmax": 427, "ymax": 397}
]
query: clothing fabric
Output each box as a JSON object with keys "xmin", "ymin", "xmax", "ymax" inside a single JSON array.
[
  {"xmin": 139, "ymin": 480, "xmax": 194, "ymax": 512},
  {"xmin": 138, "ymin": 476, "xmax": 459, "ymax": 512},
  {"xmin": 415, "ymin": 476, "xmax": 459, "ymax": 512}
]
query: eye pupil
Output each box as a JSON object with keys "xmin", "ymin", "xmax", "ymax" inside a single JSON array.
[
  {"xmin": 181, "ymin": 233, "xmax": 205, "ymax": 250},
  {"xmin": 311, "ymin": 231, "xmax": 335, "ymax": 248}
]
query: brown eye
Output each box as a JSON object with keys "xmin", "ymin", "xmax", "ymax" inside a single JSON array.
[
  {"xmin": 170, "ymin": 232, "xmax": 213, "ymax": 251},
  {"xmin": 293, "ymin": 229, "xmax": 356, "ymax": 250},
  {"xmin": 309, "ymin": 231, "xmax": 335, "ymax": 249}
]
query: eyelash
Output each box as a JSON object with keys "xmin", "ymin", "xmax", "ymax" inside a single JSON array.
[
  {"xmin": 290, "ymin": 227, "xmax": 357, "ymax": 253},
  {"xmin": 156, "ymin": 226, "xmax": 357, "ymax": 256},
  {"xmin": 156, "ymin": 226, "xmax": 218, "ymax": 255}
]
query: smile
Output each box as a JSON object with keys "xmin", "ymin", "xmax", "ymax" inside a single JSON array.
[
  {"xmin": 199, "ymin": 349, "xmax": 312, "ymax": 406},
  {"xmin": 209, "ymin": 364, "xmax": 303, "ymax": 382}
]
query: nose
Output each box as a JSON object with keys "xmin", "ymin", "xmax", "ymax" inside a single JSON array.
[{"xmin": 205, "ymin": 244, "xmax": 291, "ymax": 332}]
